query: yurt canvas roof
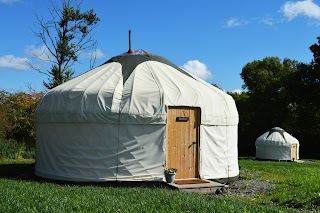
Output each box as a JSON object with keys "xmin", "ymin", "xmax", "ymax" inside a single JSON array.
[
  {"xmin": 36, "ymin": 49, "xmax": 238, "ymax": 126},
  {"xmin": 35, "ymin": 49, "xmax": 239, "ymax": 182},
  {"xmin": 256, "ymin": 127, "xmax": 299, "ymax": 147}
]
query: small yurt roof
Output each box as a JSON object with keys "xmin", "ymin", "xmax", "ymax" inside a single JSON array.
[{"xmin": 255, "ymin": 127, "xmax": 299, "ymax": 147}]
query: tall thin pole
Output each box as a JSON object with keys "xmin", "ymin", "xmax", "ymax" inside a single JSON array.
[
  {"xmin": 129, "ymin": 30, "xmax": 131, "ymax": 49},
  {"xmin": 127, "ymin": 30, "xmax": 134, "ymax": 54}
]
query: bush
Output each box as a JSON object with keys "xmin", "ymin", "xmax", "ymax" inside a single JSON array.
[
  {"xmin": 0, "ymin": 137, "xmax": 35, "ymax": 160},
  {"xmin": 0, "ymin": 90, "xmax": 43, "ymax": 149}
]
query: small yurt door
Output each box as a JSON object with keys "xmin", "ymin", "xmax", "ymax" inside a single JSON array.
[
  {"xmin": 166, "ymin": 106, "xmax": 200, "ymax": 179},
  {"xmin": 291, "ymin": 144, "xmax": 298, "ymax": 161}
]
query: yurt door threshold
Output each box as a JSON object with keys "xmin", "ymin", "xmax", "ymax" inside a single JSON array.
[{"xmin": 165, "ymin": 178, "xmax": 227, "ymax": 194}]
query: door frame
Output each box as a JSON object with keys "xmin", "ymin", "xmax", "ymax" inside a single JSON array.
[{"xmin": 166, "ymin": 106, "xmax": 201, "ymax": 179}]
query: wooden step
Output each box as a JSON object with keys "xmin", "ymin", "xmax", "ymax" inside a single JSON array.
[{"xmin": 165, "ymin": 178, "xmax": 227, "ymax": 194}]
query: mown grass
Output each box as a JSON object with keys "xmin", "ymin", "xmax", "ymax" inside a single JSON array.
[
  {"xmin": 0, "ymin": 178, "xmax": 295, "ymax": 213},
  {"xmin": 0, "ymin": 159, "xmax": 318, "ymax": 212},
  {"xmin": 238, "ymin": 158, "xmax": 320, "ymax": 211}
]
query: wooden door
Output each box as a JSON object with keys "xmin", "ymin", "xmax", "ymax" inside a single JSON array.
[
  {"xmin": 166, "ymin": 107, "xmax": 200, "ymax": 179},
  {"xmin": 291, "ymin": 144, "xmax": 297, "ymax": 161}
]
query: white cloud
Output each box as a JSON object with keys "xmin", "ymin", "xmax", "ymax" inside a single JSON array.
[
  {"xmin": 24, "ymin": 45, "xmax": 53, "ymax": 61},
  {"xmin": 25, "ymin": 45, "xmax": 105, "ymax": 61},
  {"xmin": 260, "ymin": 18, "xmax": 274, "ymax": 26},
  {"xmin": 225, "ymin": 17, "xmax": 275, "ymax": 28},
  {"xmin": 0, "ymin": 0, "xmax": 18, "ymax": 4},
  {"xmin": 0, "ymin": 55, "xmax": 30, "ymax": 70},
  {"xmin": 225, "ymin": 18, "xmax": 249, "ymax": 28},
  {"xmin": 232, "ymin": 89, "xmax": 243, "ymax": 94},
  {"xmin": 281, "ymin": 0, "xmax": 320, "ymax": 20},
  {"xmin": 81, "ymin": 48, "xmax": 105, "ymax": 59},
  {"xmin": 180, "ymin": 60, "xmax": 212, "ymax": 81}
]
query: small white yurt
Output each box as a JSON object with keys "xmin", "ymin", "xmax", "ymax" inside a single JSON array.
[
  {"xmin": 35, "ymin": 49, "xmax": 239, "ymax": 182},
  {"xmin": 255, "ymin": 127, "xmax": 299, "ymax": 161}
]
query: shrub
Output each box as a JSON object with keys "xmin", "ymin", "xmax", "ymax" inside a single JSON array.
[
  {"xmin": 0, "ymin": 90, "xmax": 43, "ymax": 148},
  {"xmin": 0, "ymin": 135, "xmax": 35, "ymax": 160}
]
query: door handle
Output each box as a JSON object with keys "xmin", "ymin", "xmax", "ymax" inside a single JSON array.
[{"xmin": 188, "ymin": 141, "xmax": 197, "ymax": 148}]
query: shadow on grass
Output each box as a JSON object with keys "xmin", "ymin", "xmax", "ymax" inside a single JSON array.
[
  {"xmin": 0, "ymin": 161, "xmax": 167, "ymax": 189},
  {"xmin": 0, "ymin": 161, "xmax": 36, "ymax": 181}
]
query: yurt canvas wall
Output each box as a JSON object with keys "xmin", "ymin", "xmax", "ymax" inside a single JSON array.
[
  {"xmin": 255, "ymin": 127, "xmax": 299, "ymax": 161},
  {"xmin": 35, "ymin": 50, "xmax": 239, "ymax": 182}
]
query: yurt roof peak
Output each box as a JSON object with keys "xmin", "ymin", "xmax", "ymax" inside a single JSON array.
[
  {"xmin": 267, "ymin": 127, "xmax": 286, "ymax": 138},
  {"xmin": 104, "ymin": 51, "xmax": 193, "ymax": 85}
]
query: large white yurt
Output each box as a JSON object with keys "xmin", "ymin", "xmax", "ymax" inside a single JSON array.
[
  {"xmin": 255, "ymin": 127, "xmax": 299, "ymax": 161},
  {"xmin": 35, "ymin": 49, "xmax": 239, "ymax": 182}
]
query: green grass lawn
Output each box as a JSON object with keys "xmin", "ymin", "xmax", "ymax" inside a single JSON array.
[
  {"xmin": 0, "ymin": 159, "xmax": 319, "ymax": 212},
  {"xmin": 238, "ymin": 158, "xmax": 320, "ymax": 211}
]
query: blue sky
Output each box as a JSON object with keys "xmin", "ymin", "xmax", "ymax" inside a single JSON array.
[{"xmin": 1, "ymin": 0, "xmax": 320, "ymax": 93}]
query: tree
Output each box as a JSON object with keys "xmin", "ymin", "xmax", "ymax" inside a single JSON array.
[
  {"xmin": 240, "ymin": 57, "xmax": 298, "ymax": 130},
  {"xmin": 287, "ymin": 37, "xmax": 320, "ymax": 158},
  {"xmin": 32, "ymin": 0, "xmax": 100, "ymax": 89},
  {"xmin": 43, "ymin": 64, "xmax": 74, "ymax": 89},
  {"xmin": 241, "ymin": 57, "xmax": 298, "ymax": 97},
  {"xmin": 293, "ymin": 37, "xmax": 320, "ymax": 106},
  {"xmin": 228, "ymin": 91, "xmax": 256, "ymax": 156}
]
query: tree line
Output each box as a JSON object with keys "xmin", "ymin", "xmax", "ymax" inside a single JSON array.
[
  {"xmin": 1, "ymin": 0, "xmax": 319, "ymax": 159},
  {"xmin": 229, "ymin": 36, "xmax": 320, "ymax": 159}
]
